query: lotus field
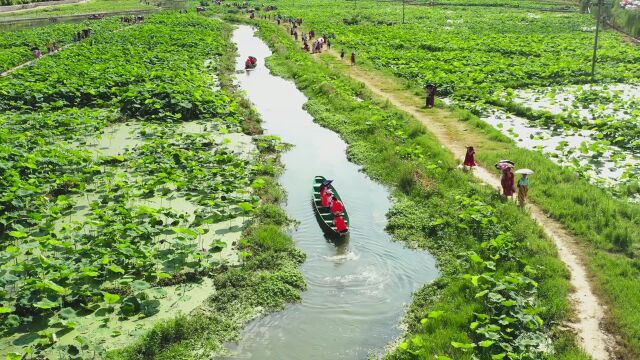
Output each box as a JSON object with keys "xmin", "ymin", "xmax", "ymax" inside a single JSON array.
[
  {"xmin": 0, "ymin": 13, "xmax": 300, "ymax": 358},
  {"xmin": 0, "ymin": 18, "xmax": 125, "ymax": 73},
  {"xmin": 269, "ymin": 0, "xmax": 640, "ymax": 194}
]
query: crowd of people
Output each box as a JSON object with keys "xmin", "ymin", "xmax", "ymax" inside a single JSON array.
[{"xmin": 270, "ymin": 14, "xmax": 357, "ymax": 66}]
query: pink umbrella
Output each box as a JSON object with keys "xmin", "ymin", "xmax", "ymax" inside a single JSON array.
[{"xmin": 495, "ymin": 162, "xmax": 514, "ymax": 170}]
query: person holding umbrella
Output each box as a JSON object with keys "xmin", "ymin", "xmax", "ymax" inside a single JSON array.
[
  {"xmin": 496, "ymin": 160, "xmax": 515, "ymax": 199},
  {"xmin": 515, "ymin": 169, "xmax": 534, "ymax": 207}
]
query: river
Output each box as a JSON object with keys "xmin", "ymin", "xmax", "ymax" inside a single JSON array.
[{"xmin": 221, "ymin": 25, "xmax": 439, "ymax": 359}]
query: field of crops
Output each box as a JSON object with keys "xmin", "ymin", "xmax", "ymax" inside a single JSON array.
[
  {"xmin": 261, "ymin": 0, "xmax": 640, "ymax": 194},
  {"xmin": 0, "ymin": 18, "xmax": 125, "ymax": 73},
  {"xmin": 0, "ymin": 12, "xmax": 306, "ymax": 358},
  {"xmin": 0, "ymin": 0, "xmax": 155, "ymax": 21}
]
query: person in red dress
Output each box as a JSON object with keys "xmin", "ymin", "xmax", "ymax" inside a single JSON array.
[
  {"xmin": 463, "ymin": 146, "xmax": 476, "ymax": 169},
  {"xmin": 334, "ymin": 214, "xmax": 348, "ymax": 233},
  {"xmin": 501, "ymin": 167, "xmax": 515, "ymax": 198},
  {"xmin": 330, "ymin": 196, "xmax": 344, "ymax": 215},
  {"xmin": 321, "ymin": 189, "xmax": 333, "ymax": 207}
]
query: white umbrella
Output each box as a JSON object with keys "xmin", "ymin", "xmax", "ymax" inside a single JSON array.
[{"xmin": 515, "ymin": 168, "xmax": 534, "ymax": 175}]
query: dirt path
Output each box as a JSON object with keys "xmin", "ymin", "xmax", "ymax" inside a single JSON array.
[{"xmin": 278, "ymin": 26, "xmax": 615, "ymax": 359}]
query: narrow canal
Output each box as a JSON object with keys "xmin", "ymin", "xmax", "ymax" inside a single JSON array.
[{"xmin": 224, "ymin": 25, "xmax": 438, "ymax": 359}]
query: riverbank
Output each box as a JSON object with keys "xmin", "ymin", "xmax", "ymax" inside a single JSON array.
[{"xmin": 217, "ymin": 13, "xmax": 589, "ymax": 359}]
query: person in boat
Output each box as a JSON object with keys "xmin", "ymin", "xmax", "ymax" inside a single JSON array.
[
  {"xmin": 321, "ymin": 188, "xmax": 333, "ymax": 207},
  {"xmin": 463, "ymin": 146, "xmax": 476, "ymax": 170},
  {"xmin": 333, "ymin": 214, "xmax": 348, "ymax": 233},
  {"xmin": 245, "ymin": 56, "xmax": 257, "ymax": 68},
  {"xmin": 501, "ymin": 166, "xmax": 515, "ymax": 199},
  {"xmin": 330, "ymin": 195, "xmax": 344, "ymax": 215}
]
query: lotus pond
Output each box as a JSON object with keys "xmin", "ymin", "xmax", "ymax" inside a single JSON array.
[{"xmin": 0, "ymin": 12, "xmax": 299, "ymax": 358}]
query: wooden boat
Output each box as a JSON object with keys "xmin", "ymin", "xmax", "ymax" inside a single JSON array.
[
  {"xmin": 312, "ymin": 176, "xmax": 350, "ymax": 237},
  {"xmin": 245, "ymin": 56, "xmax": 257, "ymax": 70}
]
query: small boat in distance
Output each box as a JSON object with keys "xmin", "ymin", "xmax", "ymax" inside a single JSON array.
[
  {"xmin": 312, "ymin": 176, "xmax": 350, "ymax": 237},
  {"xmin": 245, "ymin": 56, "xmax": 257, "ymax": 69}
]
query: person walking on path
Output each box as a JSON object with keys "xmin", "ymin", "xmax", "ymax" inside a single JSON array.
[
  {"xmin": 517, "ymin": 173, "xmax": 530, "ymax": 207},
  {"xmin": 340, "ymin": 49, "xmax": 345, "ymax": 60},
  {"xmin": 350, "ymin": 52, "xmax": 356, "ymax": 66},
  {"xmin": 501, "ymin": 167, "xmax": 515, "ymax": 199},
  {"xmin": 463, "ymin": 146, "xmax": 476, "ymax": 170}
]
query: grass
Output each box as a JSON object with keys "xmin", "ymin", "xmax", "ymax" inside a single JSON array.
[
  {"xmin": 0, "ymin": 0, "xmax": 155, "ymax": 20},
  {"xmin": 220, "ymin": 13, "xmax": 590, "ymax": 359}
]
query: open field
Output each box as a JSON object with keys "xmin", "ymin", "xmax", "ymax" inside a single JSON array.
[{"xmin": 1, "ymin": 0, "xmax": 639, "ymax": 359}]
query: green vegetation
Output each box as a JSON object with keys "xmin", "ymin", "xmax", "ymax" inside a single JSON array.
[
  {"xmin": 0, "ymin": 0, "xmax": 58, "ymax": 6},
  {"xmin": 265, "ymin": 0, "xmax": 640, "ymax": 99},
  {"xmin": 220, "ymin": 13, "xmax": 589, "ymax": 359},
  {"xmin": 0, "ymin": 17, "xmax": 123, "ymax": 73},
  {"xmin": 588, "ymin": 0, "xmax": 640, "ymax": 38},
  {"xmin": 109, "ymin": 177, "xmax": 306, "ymax": 360},
  {"xmin": 1, "ymin": 0, "xmax": 60, "ymax": 6},
  {"xmin": 261, "ymin": 0, "xmax": 640, "ymax": 165},
  {"xmin": 0, "ymin": 12, "xmax": 304, "ymax": 359},
  {"xmin": 0, "ymin": 0, "xmax": 154, "ymax": 20},
  {"xmin": 444, "ymin": 104, "xmax": 640, "ymax": 358},
  {"xmin": 238, "ymin": 0, "xmax": 640, "ymax": 355}
]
